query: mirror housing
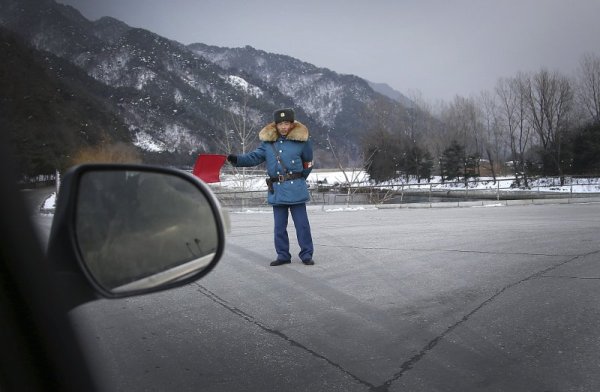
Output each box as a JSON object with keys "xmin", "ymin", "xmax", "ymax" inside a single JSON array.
[{"xmin": 47, "ymin": 164, "xmax": 226, "ymax": 306}]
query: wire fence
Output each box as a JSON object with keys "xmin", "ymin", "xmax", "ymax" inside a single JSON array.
[
  {"xmin": 21, "ymin": 168, "xmax": 600, "ymax": 209},
  {"xmin": 212, "ymin": 175, "xmax": 600, "ymax": 208}
]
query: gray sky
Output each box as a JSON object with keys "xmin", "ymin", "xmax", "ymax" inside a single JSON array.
[{"xmin": 58, "ymin": 0, "xmax": 600, "ymax": 103}]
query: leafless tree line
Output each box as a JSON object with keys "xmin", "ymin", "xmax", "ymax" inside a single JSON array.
[
  {"xmin": 218, "ymin": 53, "xmax": 600, "ymax": 189},
  {"xmin": 389, "ymin": 52, "xmax": 600, "ymax": 186}
]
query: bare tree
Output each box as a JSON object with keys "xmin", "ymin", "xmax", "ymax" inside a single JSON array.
[
  {"xmin": 213, "ymin": 90, "xmax": 259, "ymax": 191},
  {"xmin": 440, "ymin": 96, "xmax": 484, "ymax": 183},
  {"xmin": 404, "ymin": 90, "xmax": 445, "ymax": 178},
  {"xmin": 523, "ymin": 69, "xmax": 573, "ymax": 181},
  {"xmin": 495, "ymin": 75, "xmax": 532, "ymax": 187},
  {"xmin": 478, "ymin": 90, "xmax": 506, "ymax": 182},
  {"xmin": 575, "ymin": 52, "xmax": 600, "ymax": 124},
  {"xmin": 213, "ymin": 94, "xmax": 258, "ymax": 155},
  {"xmin": 327, "ymin": 133, "xmax": 371, "ymax": 207}
]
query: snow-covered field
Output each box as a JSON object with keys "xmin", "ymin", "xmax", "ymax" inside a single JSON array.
[
  {"xmin": 218, "ymin": 169, "xmax": 600, "ymax": 193},
  {"xmin": 41, "ymin": 170, "xmax": 600, "ymax": 212}
]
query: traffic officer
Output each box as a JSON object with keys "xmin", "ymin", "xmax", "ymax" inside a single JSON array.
[{"xmin": 227, "ymin": 108, "xmax": 315, "ymax": 266}]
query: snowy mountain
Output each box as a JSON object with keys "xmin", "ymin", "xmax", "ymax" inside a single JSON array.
[
  {"xmin": 189, "ymin": 44, "xmax": 372, "ymax": 127},
  {"xmin": 188, "ymin": 44, "xmax": 414, "ymax": 155},
  {"xmin": 1, "ymin": 0, "xmax": 414, "ymax": 170},
  {"xmin": 367, "ymin": 81, "xmax": 415, "ymax": 108},
  {"xmin": 1, "ymin": 0, "xmax": 278, "ymax": 156}
]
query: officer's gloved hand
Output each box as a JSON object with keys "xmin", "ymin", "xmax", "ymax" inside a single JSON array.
[{"xmin": 227, "ymin": 154, "xmax": 237, "ymax": 165}]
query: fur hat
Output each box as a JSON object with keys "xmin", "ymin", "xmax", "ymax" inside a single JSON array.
[{"xmin": 274, "ymin": 108, "xmax": 295, "ymax": 124}]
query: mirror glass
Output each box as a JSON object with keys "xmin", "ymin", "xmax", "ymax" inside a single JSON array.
[{"xmin": 75, "ymin": 170, "xmax": 219, "ymax": 294}]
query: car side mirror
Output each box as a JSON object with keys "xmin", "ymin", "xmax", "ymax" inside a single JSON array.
[{"xmin": 47, "ymin": 164, "xmax": 227, "ymax": 302}]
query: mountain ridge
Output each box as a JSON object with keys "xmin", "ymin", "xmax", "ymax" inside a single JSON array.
[
  {"xmin": 0, "ymin": 0, "xmax": 415, "ymax": 172},
  {"xmin": 367, "ymin": 81, "xmax": 415, "ymax": 108}
]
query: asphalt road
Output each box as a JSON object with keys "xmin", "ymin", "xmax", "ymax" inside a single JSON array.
[{"xmin": 47, "ymin": 201, "xmax": 600, "ymax": 391}]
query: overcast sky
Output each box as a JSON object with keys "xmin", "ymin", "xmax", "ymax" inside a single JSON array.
[{"xmin": 58, "ymin": 0, "xmax": 600, "ymax": 103}]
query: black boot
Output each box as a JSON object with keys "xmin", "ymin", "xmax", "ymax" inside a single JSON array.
[
  {"xmin": 301, "ymin": 259, "xmax": 315, "ymax": 265},
  {"xmin": 270, "ymin": 259, "xmax": 291, "ymax": 266}
]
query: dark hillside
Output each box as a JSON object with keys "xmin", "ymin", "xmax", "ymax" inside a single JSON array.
[{"xmin": 0, "ymin": 28, "xmax": 130, "ymax": 176}]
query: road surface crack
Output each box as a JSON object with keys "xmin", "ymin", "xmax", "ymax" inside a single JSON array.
[
  {"xmin": 193, "ymin": 283, "xmax": 376, "ymax": 390},
  {"xmin": 369, "ymin": 248, "xmax": 600, "ymax": 392}
]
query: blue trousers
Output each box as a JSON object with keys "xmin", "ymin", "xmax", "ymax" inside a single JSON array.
[{"xmin": 273, "ymin": 203, "xmax": 314, "ymax": 262}]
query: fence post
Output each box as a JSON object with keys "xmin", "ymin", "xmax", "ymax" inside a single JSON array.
[
  {"xmin": 346, "ymin": 184, "xmax": 351, "ymax": 208},
  {"xmin": 570, "ymin": 177, "xmax": 573, "ymax": 197},
  {"xmin": 497, "ymin": 180, "xmax": 500, "ymax": 201}
]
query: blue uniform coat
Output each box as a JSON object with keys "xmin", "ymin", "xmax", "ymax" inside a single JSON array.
[{"xmin": 234, "ymin": 121, "xmax": 313, "ymax": 206}]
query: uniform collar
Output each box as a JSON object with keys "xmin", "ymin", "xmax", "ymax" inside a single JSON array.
[{"xmin": 259, "ymin": 121, "xmax": 309, "ymax": 142}]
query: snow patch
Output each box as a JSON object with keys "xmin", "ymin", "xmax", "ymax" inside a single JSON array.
[
  {"xmin": 174, "ymin": 88, "xmax": 183, "ymax": 103},
  {"xmin": 161, "ymin": 124, "xmax": 204, "ymax": 152},
  {"xmin": 43, "ymin": 193, "xmax": 56, "ymax": 210},
  {"xmin": 133, "ymin": 130, "xmax": 166, "ymax": 152},
  {"xmin": 135, "ymin": 69, "xmax": 157, "ymax": 90},
  {"xmin": 224, "ymin": 75, "xmax": 263, "ymax": 97},
  {"xmin": 325, "ymin": 207, "xmax": 377, "ymax": 212},
  {"xmin": 229, "ymin": 209, "xmax": 271, "ymax": 214}
]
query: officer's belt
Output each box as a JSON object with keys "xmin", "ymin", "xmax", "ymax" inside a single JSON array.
[{"xmin": 269, "ymin": 172, "xmax": 303, "ymax": 183}]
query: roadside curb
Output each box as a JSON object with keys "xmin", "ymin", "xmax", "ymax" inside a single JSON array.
[
  {"xmin": 223, "ymin": 196, "xmax": 600, "ymax": 214},
  {"xmin": 372, "ymin": 196, "xmax": 600, "ymax": 210},
  {"xmin": 39, "ymin": 192, "xmax": 600, "ymax": 215}
]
